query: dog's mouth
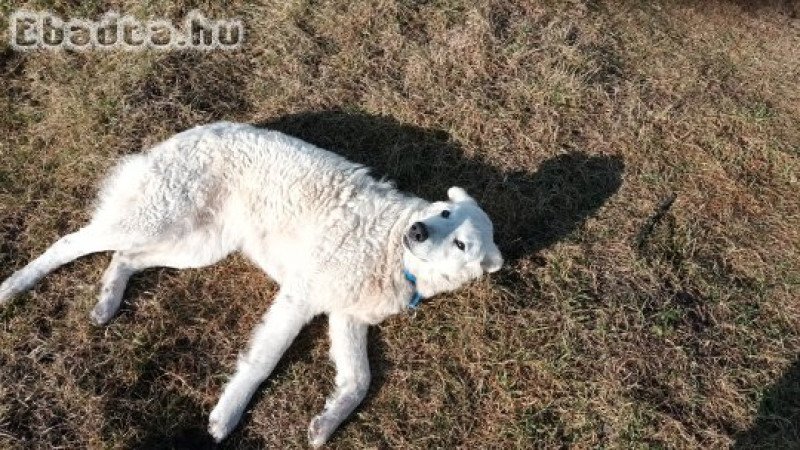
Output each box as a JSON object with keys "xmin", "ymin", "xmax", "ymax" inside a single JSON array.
[{"xmin": 402, "ymin": 234, "xmax": 429, "ymax": 262}]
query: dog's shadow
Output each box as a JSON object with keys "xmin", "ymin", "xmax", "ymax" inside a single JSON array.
[{"xmin": 257, "ymin": 110, "xmax": 625, "ymax": 263}]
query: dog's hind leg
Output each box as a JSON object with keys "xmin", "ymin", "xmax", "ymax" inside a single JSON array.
[
  {"xmin": 0, "ymin": 226, "xmax": 122, "ymax": 305},
  {"xmin": 307, "ymin": 313, "xmax": 370, "ymax": 447},
  {"xmin": 90, "ymin": 233, "xmax": 236, "ymax": 325},
  {"xmin": 90, "ymin": 251, "xmax": 141, "ymax": 325},
  {"xmin": 208, "ymin": 288, "xmax": 314, "ymax": 442}
]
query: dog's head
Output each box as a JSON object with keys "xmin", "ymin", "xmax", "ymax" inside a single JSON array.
[{"xmin": 402, "ymin": 187, "xmax": 503, "ymax": 297}]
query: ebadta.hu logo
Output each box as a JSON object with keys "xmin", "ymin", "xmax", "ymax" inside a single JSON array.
[{"xmin": 9, "ymin": 10, "xmax": 244, "ymax": 51}]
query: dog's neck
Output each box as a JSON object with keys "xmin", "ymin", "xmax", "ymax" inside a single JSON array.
[{"xmin": 361, "ymin": 196, "xmax": 428, "ymax": 313}]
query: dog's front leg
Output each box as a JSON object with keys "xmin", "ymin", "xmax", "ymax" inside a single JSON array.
[
  {"xmin": 308, "ymin": 313, "xmax": 370, "ymax": 447},
  {"xmin": 208, "ymin": 290, "xmax": 312, "ymax": 442}
]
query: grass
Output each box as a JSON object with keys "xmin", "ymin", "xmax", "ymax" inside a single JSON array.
[{"xmin": 1, "ymin": 0, "xmax": 799, "ymax": 448}]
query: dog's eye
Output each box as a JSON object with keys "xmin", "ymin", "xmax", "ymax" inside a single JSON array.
[
  {"xmin": 454, "ymin": 239, "xmax": 465, "ymax": 251},
  {"xmin": 441, "ymin": 210, "xmax": 451, "ymax": 218}
]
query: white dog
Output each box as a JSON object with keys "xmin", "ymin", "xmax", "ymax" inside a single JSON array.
[{"xmin": 0, "ymin": 122, "xmax": 503, "ymax": 446}]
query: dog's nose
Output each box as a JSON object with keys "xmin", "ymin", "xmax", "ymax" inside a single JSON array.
[{"xmin": 409, "ymin": 222, "xmax": 429, "ymax": 242}]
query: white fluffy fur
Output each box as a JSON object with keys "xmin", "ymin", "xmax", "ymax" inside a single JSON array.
[{"xmin": 0, "ymin": 122, "xmax": 502, "ymax": 446}]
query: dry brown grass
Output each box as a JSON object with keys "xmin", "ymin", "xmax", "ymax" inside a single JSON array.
[{"xmin": 1, "ymin": 0, "xmax": 799, "ymax": 448}]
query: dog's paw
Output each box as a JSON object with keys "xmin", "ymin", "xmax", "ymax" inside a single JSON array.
[
  {"xmin": 208, "ymin": 404, "xmax": 239, "ymax": 443},
  {"xmin": 90, "ymin": 302, "xmax": 115, "ymax": 326},
  {"xmin": 0, "ymin": 280, "xmax": 17, "ymax": 306},
  {"xmin": 207, "ymin": 417, "xmax": 230, "ymax": 443},
  {"xmin": 308, "ymin": 414, "xmax": 334, "ymax": 448}
]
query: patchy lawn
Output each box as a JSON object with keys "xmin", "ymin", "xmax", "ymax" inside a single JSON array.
[{"xmin": 1, "ymin": 0, "xmax": 798, "ymax": 448}]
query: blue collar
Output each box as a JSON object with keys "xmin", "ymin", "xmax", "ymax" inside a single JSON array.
[{"xmin": 402, "ymin": 268, "xmax": 424, "ymax": 309}]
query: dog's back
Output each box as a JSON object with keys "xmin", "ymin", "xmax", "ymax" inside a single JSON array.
[{"xmin": 95, "ymin": 122, "xmax": 357, "ymax": 239}]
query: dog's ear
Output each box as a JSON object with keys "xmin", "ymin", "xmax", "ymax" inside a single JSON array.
[
  {"xmin": 481, "ymin": 244, "xmax": 504, "ymax": 273},
  {"xmin": 448, "ymin": 186, "xmax": 474, "ymax": 203}
]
